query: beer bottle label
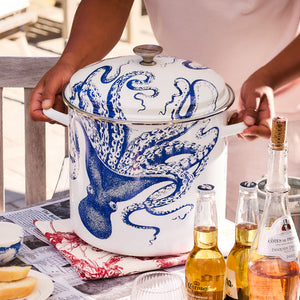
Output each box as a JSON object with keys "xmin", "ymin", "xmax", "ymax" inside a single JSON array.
[
  {"xmin": 225, "ymin": 269, "xmax": 238, "ymax": 299},
  {"xmin": 257, "ymin": 215, "xmax": 300, "ymax": 261}
]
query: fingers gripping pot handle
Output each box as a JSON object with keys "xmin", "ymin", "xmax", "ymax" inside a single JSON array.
[{"xmin": 43, "ymin": 108, "xmax": 69, "ymax": 126}]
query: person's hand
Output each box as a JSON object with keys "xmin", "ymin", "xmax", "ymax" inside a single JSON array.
[
  {"xmin": 230, "ymin": 70, "xmax": 275, "ymax": 141},
  {"xmin": 29, "ymin": 60, "xmax": 76, "ymax": 123}
]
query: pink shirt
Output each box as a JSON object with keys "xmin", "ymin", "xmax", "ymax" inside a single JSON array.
[
  {"xmin": 144, "ymin": 0, "xmax": 300, "ymax": 117},
  {"xmin": 144, "ymin": 0, "xmax": 300, "ymax": 220}
]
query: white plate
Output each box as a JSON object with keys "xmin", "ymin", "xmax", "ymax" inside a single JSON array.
[{"xmin": 19, "ymin": 270, "xmax": 54, "ymax": 300}]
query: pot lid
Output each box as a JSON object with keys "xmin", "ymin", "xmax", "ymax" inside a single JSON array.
[{"xmin": 64, "ymin": 45, "xmax": 234, "ymax": 124}]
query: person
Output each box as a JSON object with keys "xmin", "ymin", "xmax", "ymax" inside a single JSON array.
[{"xmin": 30, "ymin": 0, "xmax": 300, "ymax": 219}]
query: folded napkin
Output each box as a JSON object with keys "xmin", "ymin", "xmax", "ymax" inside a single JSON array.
[{"xmin": 34, "ymin": 219, "xmax": 189, "ymax": 281}]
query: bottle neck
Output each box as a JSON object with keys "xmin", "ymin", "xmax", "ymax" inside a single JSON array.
[
  {"xmin": 234, "ymin": 183, "xmax": 259, "ymax": 245},
  {"xmin": 262, "ymin": 142, "xmax": 290, "ymax": 225},
  {"xmin": 235, "ymin": 189, "xmax": 258, "ymax": 225},
  {"xmin": 265, "ymin": 142, "xmax": 289, "ymax": 193},
  {"xmin": 194, "ymin": 192, "xmax": 218, "ymax": 228},
  {"xmin": 193, "ymin": 191, "xmax": 218, "ymax": 248}
]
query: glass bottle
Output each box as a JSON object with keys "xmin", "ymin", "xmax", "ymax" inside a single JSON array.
[
  {"xmin": 224, "ymin": 181, "xmax": 259, "ymax": 300},
  {"xmin": 185, "ymin": 184, "xmax": 226, "ymax": 300},
  {"xmin": 248, "ymin": 116, "xmax": 300, "ymax": 300}
]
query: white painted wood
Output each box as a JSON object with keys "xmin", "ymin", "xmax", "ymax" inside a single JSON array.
[
  {"xmin": 0, "ymin": 56, "xmax": 68, "ymax": 211},
  {"xmin": 0, "ymin": 11, "xmax": 37, "ymax": 35}
]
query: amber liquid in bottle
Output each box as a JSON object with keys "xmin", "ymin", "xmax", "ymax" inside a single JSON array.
[
  {"xmin": 225, "ymin": 181, "xmax": 258, "ymax": 300},
  {"xmin": 225, "ymin": 223, "xmax": 257, "ymax": 300},
  {"xmin": 185, "ymin": 226, "xmax": 225, "ymax": 300},
  {"xmin": 248, "ymin": 258, "xmax": 299, "ymax": 300},
  {"xmin": 248, "ymin": 117, "xmax": 300, "ymax": 300},
  {"xmin": 185, "ymin": 184, "xmax": 225, "ymax": 300}
]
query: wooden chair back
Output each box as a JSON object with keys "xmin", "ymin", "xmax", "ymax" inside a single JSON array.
[{"xmin": 0, "ymin": 56, "xmax": 66, "ymax": 212}]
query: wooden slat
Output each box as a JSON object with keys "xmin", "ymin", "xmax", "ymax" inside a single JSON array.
[
  {"xmin": 24, "ymin": 88, "xmax": 46, "ymax": 205},
  {"xmin": 0, "ymin": 88, "xmax": 4, "ymax": 212},
  {"xmin": 0, "ymin": 57, "xmax": 58, "ymax": 88},
  {"xmin": 0, "ymin": 11, "xmax": 37, "ymax": 36},
  {"xmin": 65, "ymin": 127, "xmax": 69, "ymax": 157},
  {"xmin": 0, "ymin": 56, "xmax": 62, "ymax": 209}
]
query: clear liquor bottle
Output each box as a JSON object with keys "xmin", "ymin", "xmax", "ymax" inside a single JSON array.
[
  {"xmin": 248, "ymin": 117, "xmax": 300, "ymax": 300},
  {"xmin": 224, "ymin": 181, "xmax": 259, "ymax": 300},
  {"xmin": 185, "ymin": 184, "xmax": 226, "ymax": 300}
]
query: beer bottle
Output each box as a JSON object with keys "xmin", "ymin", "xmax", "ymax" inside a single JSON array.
[
  {"xmin": 185, "ymin": 184, "xmax": 226, "ymax": 300},
  {"xmin": 248, "ymin": 117, "xmax": 300, "ymax": 299},
  {"xmin": 224, "ymin": 181, "xmax": 259, "ymax": 300}
]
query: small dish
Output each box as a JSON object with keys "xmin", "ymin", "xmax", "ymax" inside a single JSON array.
[
  {"xmin": 19, "ymin": 270, "xmax": 54, "ymax": 300},
  {"xmin": 0, "ymin": 222, "xmax": 23, "ymax": 264}
]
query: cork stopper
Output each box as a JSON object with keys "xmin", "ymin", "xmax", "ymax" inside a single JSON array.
[{"xmin": 271, "ymin": 116, "xmax": 287, "ymax": 150}]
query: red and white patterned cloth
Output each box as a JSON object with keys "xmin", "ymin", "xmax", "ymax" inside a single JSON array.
[{"xmin": 34, "ymin": 219, "xmax": 189, "ymax": 281}]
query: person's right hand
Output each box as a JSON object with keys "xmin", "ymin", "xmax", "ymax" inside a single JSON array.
[{"xmin": 29, "ymin": 59, "xmax": 76, "ymax": 123}]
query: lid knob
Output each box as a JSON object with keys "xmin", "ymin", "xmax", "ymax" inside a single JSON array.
[{"xmin": 133, "ymin": 44, "xmax": 163, "ymax": 66}]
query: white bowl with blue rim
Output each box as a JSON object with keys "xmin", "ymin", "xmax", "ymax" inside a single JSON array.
[{"xmin": 0, "ymin": 222, "xmax": 24, "ymax": 264}]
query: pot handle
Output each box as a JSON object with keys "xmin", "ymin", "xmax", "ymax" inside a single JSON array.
[
  {"xmin": 43, "ymin": 108, "xmax": 69, "ymax": 126},
  {"xmin": 220, "ymin": 122, "xmax": 247, "ymax": 138}
]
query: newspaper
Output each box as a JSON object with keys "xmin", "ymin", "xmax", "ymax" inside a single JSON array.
[{"xmin": 0, "ymin": 198, "xmax": 187, "ymax": 300}]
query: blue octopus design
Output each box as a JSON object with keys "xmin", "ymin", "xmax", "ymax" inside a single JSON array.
[{"xmin": 69, "ymin": 58, "xmax": 220, "ymax": 244}]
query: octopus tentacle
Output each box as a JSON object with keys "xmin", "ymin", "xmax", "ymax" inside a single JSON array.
[
  {"xmin": 121, "ymin": 202, "xmax": 161, "ymax": 244},
  {"xmin": 120, "ymin": 124, "xmax": 219, "ymax": 241},
  {"xmin": 160, "ymin": 78, "xmax": 218, "ymax": 120},
  {"xmin": 107, "ymin": 71, "xmax": 156, "ymax": 119}
]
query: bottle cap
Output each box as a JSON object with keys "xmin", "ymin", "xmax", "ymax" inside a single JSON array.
[
  {"xmin": 197, "ymin": 184, "xmax": 215, "ymax": 194},
  {"xmin": 240, "ymin": 181, "xmax": 257, "ymax": 191},
  {"xmin": 271, "ymin": 116, "xmax": 287, "ymax": 150}
]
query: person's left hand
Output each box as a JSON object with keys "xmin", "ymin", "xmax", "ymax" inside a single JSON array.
[{"xmin": 229, "ymin": 70, "xmax": 275, "ymax": 141}]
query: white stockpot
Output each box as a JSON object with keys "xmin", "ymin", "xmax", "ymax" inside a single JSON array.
[{"xmin": 45, "ymin": 45, "xmax": 246, "ymax": 256}]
